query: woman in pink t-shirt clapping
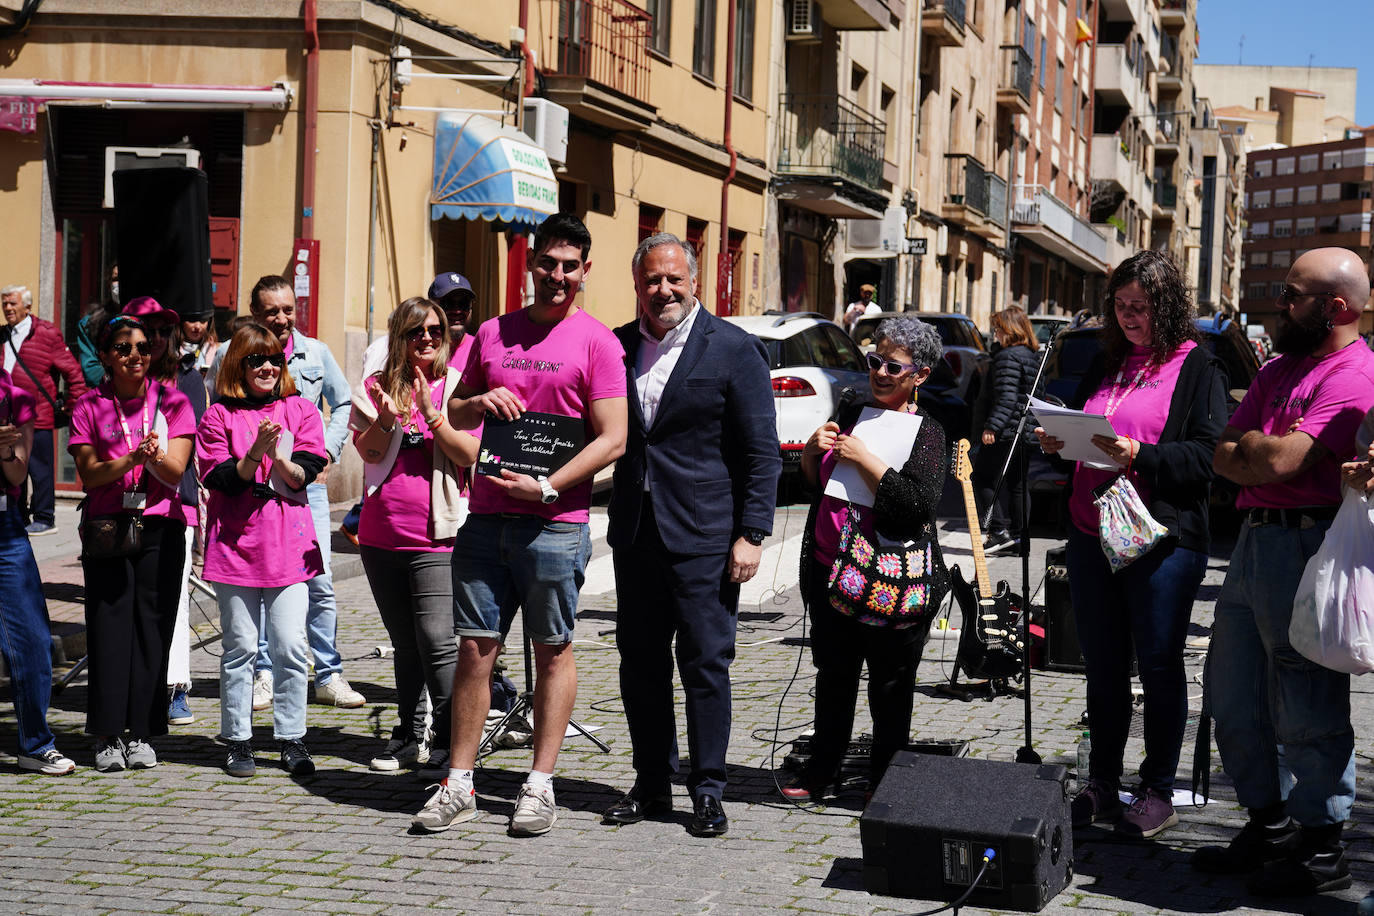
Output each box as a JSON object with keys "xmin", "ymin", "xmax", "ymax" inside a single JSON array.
[
  {"xmin": 350, "ymin": 297, "xmax": 479, "ymax": 775},
  {"xmin": 69, "ymin": 316, "xmax": 196, "ymax": 772},
  {"xmin": 1035, "ymin": 250, "xmax": 1226, "ymax": 840},
  {"xmin": 197, "ymin": 324, "xmax": 327, "ymax": 779}
]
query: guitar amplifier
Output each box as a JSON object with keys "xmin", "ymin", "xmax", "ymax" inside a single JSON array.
[
  {"xmin": 861, "ymin": 752, "xmax": 1073, "ymax": 911},
  {"xmin": 1043, "ymin": 547, "xmax": 1084, "ymax": 672}
]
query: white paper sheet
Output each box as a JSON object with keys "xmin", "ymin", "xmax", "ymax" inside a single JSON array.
[
  {"xmin": 1028, "ymin": 396, "xmax": 1120, "ymax": 470},
  {"xmin": 270, "ymin": 429, "xmax": 310, "ymax": 504},
  {"xmin": 822, "ymin": 406, "xmax": 923, "ymax": 508}
]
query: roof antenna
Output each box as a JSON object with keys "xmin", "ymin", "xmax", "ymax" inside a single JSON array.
[{"xmin": 1237, "ymin": 34, "xmax": 1244, "ymax": 65}]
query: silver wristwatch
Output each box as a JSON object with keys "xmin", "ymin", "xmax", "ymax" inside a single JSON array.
[{"xmin": 538, "ymin": 476, "xmax": 559, "ymax": 504}]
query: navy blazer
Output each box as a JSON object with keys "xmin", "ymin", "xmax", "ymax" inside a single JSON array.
[{"xmin": 608, "ymin": 307, "xmax": 781, "ymax": 557}]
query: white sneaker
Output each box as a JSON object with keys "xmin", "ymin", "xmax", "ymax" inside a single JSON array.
[
  {"xmin": 508, "ymin": 783, "xmax": 557, "ymax": 837},
  {"xmin": 251, "ymin": 671, "xmax": 273, "ymax": 711},
  {"xmin": 411, "ymin": 782, "xmax": 478, "ymax": 833},
  {"xmin": 18, "ymin": 748, "xmax": 75, "ymax": 775},
  {"xmin": 314, "ymin": 675, "xmax": 366, "ymax": 708},
  {"xmin": 369, "ymin": 737, "xmax": 422, "ymax": 772}
]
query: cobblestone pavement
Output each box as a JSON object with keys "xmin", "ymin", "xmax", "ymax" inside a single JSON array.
[{"xmin": 0, "ymin": 502, "xmax": 1369, "ymax": 914}]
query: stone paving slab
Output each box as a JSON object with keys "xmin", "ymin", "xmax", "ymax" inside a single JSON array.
[{"xmin": 0, "ymin": 506, "xmax": 1369, "ymax": 914}]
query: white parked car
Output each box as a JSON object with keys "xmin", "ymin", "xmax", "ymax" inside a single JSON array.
[{"xmin": 722, "ymin": 313, "xmax": 869, "ymax": 478}]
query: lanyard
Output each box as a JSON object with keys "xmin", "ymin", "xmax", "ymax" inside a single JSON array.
[
  {"xmin": 116, "ymin": 382, "xmax": 153, "ymax": 488},
  {"xmin": 1102, "ymin": 364, "xmax": 1151, "ymax": 420}
]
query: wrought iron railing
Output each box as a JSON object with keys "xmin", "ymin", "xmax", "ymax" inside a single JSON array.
[
  {"xmin": 776, "ymin": 93, "xmax": 886, "ymax": 190},
  {"xmin": 1154, "ymin": 182, "xmax": 1178, "ymax": 208},
  {"xmin": 1000, "ymin": 45, "xmax": 1032, "ymax": 103},
  {"xmin": 923, "ymin": 0, "xmax": 966, "ymax": 27},
  {"xmin": 541, "ymin": 0, "xmax": 652, "ymax": 103},
  {"xmin": 945, "ymin": 154, "xmax": 989, "ymax": 214},
  {"xmin": 986, "ymin": 173, "xmax": 1008, "ymax": 228}
]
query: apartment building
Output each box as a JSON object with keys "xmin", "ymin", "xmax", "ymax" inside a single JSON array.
[
  {"xmin": 1192, "ymin": 99, "xmax": 1243, "ymax": 314},
  {"xmin": 1150, "ymin": 0, "xmax": 1199, "ymax": 272},
  {"xmin": 1239, "ymin": 131, "xmax": 1374, "ymax": 336},
  {"xmin": 1007, "ymin": 0, "xmax": 1107, "ymax": 316}
]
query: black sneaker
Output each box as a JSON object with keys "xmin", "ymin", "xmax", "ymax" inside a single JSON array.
[
  {"xmin": 982, "ymin": 530, "xmax": 1019, "ymax": 555},
  {"xmin": 225, "ymin": 741, "xmax": 255, "ymax": 778},
  {"xmin": 1247, "ymin": 824, "xmax": 1352, "ymax": 897},
  {"xmin": 1191, "ymin": 814, "xmax": 1300, "ymax": 874},
  {"xmin": 280, "ymin": 739, "xmax": 316, "ymax": 776}
]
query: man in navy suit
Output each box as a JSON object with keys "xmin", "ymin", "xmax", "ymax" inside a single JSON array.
[{"xmin": 603, "ymin": 233, "xmax": 781, "ymax": 837}]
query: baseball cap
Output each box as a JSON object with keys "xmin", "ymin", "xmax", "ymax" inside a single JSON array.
[
  {"xmin": 428, "ymin": 272, "xmax": 474, "ymax": 302},
  {"xmin": 122, "ymin": 296, "xmax": 179, "ymax": 326}
]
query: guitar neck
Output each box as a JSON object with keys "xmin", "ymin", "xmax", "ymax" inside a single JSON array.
[{"xmin": 958, "ymin": 476, "xmax": 994, "ymax": 596}]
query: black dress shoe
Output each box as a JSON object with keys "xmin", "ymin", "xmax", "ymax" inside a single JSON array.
[
  {"xmin": 687, "ymin": 795, "xmax": 728, "ymax": 837},
  {"xmin": 603, "ymin": 786, "xmax": 672, "ymax": 825}
]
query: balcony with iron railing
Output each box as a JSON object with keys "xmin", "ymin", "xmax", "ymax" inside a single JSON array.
[
  {"xmin": 997, "ymin": 45, "xmax": 1033, "ymax": 115},
  {"xmin": 1158, "ymin": 38, "xmax": 1183, "ymax": 92},
  {"xmin": 986, "ymin": 173, "xmax": 1008, "ymax": 230},
  {"xmin": 921, "ymin": 0, "xmax": 966, "ymax": 47},
  {"xmin": 1013, "ymin": 184, "xmax": 1108, "ymax": 271},
  {"xmin": 942, "ymin": 153, "xmax": 988, "ymax": 226},
  {"xmin": 539, "ymin": 0, "xmax": 655, "ymax": 131},
  {"xmin": 1155, "ymin": 113, "xmax": 1185, "ymax": 151},
  {"xmin": 776, "ymin": 93, "xmax": 887, "ymax": 193}
]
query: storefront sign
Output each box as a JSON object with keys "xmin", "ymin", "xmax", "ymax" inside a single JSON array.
[{"xmin": 0, "ymin": 99, "xmax": 38, "ymax": 134}]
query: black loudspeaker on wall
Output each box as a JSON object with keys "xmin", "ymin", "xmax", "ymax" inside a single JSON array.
[
  {"xmin": 113, "ymin": 167, "xmax": 213, "ymax": 318},
  {"xmin": 860, "ymin": 752, "xmax": 1073, "ymax": 912},
  {"xmin": 1044, "ymin": 545, "xmax": 1085, "ymax": 672}
]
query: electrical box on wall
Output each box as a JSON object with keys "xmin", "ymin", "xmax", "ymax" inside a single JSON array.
[
  {"xmin": 103, "ymin": 147, "xmax": 202, "ymax": 208},
  {"xmin": 523, "ymin": 98, "xmax": 569, "ymax": 169}
]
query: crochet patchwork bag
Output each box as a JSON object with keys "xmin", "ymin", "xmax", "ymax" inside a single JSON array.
[{"xmin": 827, "ymin": 504, "xmax": 936, "ymax": 628}]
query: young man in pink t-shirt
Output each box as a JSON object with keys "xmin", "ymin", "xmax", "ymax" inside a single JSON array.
[
  {"xmin": 412, "ymin": 214, "xmax": 627, "ymax": 837},
  {"xmin": 1199, "ymin": 248, "xmax": 1374, "ymax": 896}
]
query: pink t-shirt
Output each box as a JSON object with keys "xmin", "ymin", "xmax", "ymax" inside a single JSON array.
[
  {"xmin": 68, "ymin": 380, "xmax": 197, "ymax": 520},
  {"xmin": 1229, "ymin": 340, "xmax": 1374, "ymax": 509},
  {"xmin": 197, "ymin": 396, "xmax": 326, "ymax": 587},
  {"xmin": 0, "ymin": 369, "xmax": 35, "ymax": 501},
  {"xmin": 461, "ymin": 308, "xmax": 626, "ymax": 522},
  {"xmin": 357, "ymin": 373, "xmax": 457, "ymax": 552},
  {"xmin": 1069, "ymin": 342, "xmax": 1196, "ymax": 535},
  {"xmin": 449, "ymin": 333, "xmax": 474, "ymax": 373}
]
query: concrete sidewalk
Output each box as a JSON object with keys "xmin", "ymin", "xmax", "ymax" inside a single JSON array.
[{"xmin": 1, "ymin": 508, "xmax": 1370, "ymax": 914}]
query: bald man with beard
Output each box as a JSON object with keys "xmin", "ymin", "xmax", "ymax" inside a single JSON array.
[{"xmin": 1196, "ymin": 248, "xmax": 1374, "ymax": 897}]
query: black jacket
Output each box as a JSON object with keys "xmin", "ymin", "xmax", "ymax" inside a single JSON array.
[
  {"xmin": 1065, "ymin": 345, "xmax": 1226, "ymax": 553},
  {"xmin": 982, "ymin": 344, "xmax": 1043, "ymax": 442}
]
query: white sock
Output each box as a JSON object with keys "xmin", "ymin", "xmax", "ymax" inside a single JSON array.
[
  {"xmin": 445, "ymin": 769, "xmax": 474, "ymax": 793},
  {"xmin": 525, "ymin": 770, "xmax": 554, "ymax": 793}
]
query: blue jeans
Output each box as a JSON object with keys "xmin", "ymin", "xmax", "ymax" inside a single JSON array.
[
  {"xmin": 255, "ymin": 482, "xmax": 342, "ymax": 686},
  {"xmin": 0, "ymin": 504, "xmax": 58, "ymax": 757},
  {"xmin": 1210, "ymin": 518, "xmax": 1355, "ymax": 826},
  {"xmin": 1066, "ymin": 528, "xmax": 1207, "ymax": 792},
  {"xmin": 451, "ymin": 514, "xmax": 591, "ymax": 645},
  {"xmin": 219, "ymin": 581, "xmax": 310, "ymax": 742}
]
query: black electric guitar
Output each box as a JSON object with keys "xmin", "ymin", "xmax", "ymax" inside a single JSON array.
[{"xmin": 947, "ymin": 439, "xmax": 1024, "ymax": 684}]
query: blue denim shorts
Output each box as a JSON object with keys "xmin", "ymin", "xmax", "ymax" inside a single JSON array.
[{"xmin": 451, "ymin": 513, "xmax": 592, "ymax": 645}]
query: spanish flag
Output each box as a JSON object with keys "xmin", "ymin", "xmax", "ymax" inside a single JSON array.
[{"xmin": 1075, "ymin": 18, "xmax": 1093, "ymax": 44}]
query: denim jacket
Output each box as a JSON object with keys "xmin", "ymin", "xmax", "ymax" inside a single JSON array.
[{"xmin": 207, "ymin": 329, "xmax": 352, "ymax": 461}]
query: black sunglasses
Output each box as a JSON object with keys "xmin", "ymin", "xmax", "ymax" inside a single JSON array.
[
  {"xmin": 245, "ymin": 353, "xmax": 286, "ymax": 369},
  {"xmin": 866, "ymin": 351, "xmax": 918, "ymax": 376},
  {"xmin": 111, "ymin": 340, "xmax": 152, "ymax": 358},
  {"xmin": 406, "ymin": 324, "xmax": 445, "ymax": 342}
]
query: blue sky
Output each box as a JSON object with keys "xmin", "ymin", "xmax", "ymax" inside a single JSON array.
[{"xmin": 1196, "ymin": 0, "xmax": 1372, "ymax": 126}]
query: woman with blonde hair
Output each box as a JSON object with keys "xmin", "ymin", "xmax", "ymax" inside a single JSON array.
[
  {"xmin": 197, "ymin": 323, "xmax": 327, "ymax": 777},
  {"xmin": 973, "ymin": 305, "xmax": 1042, "ymax": 554},
  {"xmin": 351, "ymin": 297, "xmax": 480, "ymax": 774}
]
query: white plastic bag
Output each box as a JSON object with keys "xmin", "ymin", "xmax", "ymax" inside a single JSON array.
[{"xmin": 1289, "ymin": 488, "xmax": 1374, "ymax": 674}]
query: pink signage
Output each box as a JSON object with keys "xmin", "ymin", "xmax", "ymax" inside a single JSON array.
[{"xmin": 0, "ymin": 99, "xmax": 38, "ymax": 134}]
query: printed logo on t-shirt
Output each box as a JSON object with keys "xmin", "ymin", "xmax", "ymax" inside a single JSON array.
[
  {"xmin": 500, "ymin": 353, "xmax": 563, "ymax": 373},
  {"xmin": 1270, "ymin": 392, "xmax": 1314, "ymax": 414}
]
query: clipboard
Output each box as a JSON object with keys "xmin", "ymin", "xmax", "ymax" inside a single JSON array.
[{"xmin": 1028, "ymin": 396, "xmax": 1121, "ymax": 470}]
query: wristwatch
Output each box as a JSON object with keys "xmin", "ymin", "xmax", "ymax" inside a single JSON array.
[
  {"xmin": 741, "ymin": 527, "xmax": 767, "ymax": 546},
  {"xmin": 538, "ymin": 476, "xmax": 559, "ymax": 504}
]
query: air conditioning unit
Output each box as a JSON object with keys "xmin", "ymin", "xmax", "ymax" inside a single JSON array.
[
  {"xmin": 103, "ymin": 147, "xmax": 202, "ymax": 209},
  {"xmin": 522, "ymin": 97, "xmax": 569, "ymax": 169},
  {"xmin": 786, "ymin": 0, "xmax": 821, "ymax": 43}
]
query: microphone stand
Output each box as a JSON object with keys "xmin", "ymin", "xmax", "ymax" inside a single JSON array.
[{"xmin": 982, "ymin": 337, "xmax": 1054, "ymax": 766}]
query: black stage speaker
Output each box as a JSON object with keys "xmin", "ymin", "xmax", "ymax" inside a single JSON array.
[
  {"xmin": 861, "ymin": 752, "xmax": 1073, "ymax": 912},
  {"xmin": 1044, "ymin": 546, "xmax": 1084, "ymax": 672},
  {"xmin": 113, "ymin": 167, "xmax": 213, "ymax": 318}
]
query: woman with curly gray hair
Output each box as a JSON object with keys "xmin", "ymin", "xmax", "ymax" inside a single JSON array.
[
  {"xmin": 783, "ymin": 316, "xmax": 950, "ymax": 803},
  {"xmin": 1036, "ymin": 249, "xmax": 1225, "ymax": 839}
]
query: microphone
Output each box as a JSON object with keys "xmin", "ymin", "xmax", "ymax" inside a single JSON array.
[{"xmin": 829, "ymin": 386, "xmax": 862, "ymax": 424}]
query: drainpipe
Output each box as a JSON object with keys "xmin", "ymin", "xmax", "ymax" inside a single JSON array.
[
  {"xmin": 506, "ymin": 0, "xmax": 532, "ymax": 314},
  {"xmin": 717, "ymin": 0, "xmax": 737, "ymax": 316},
  {"xmin": 302, "ymin": 0, "xmax": 319, "ymax": 240}
]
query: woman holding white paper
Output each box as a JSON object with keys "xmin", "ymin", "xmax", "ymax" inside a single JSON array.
[
  {"xmin": 1035, "ymin": 250, "xmax": 1225, "ymax": 839},
  {"xmin": 197, "ymin": 324, "xmax": 327, "ymax": 778},
  {"xmin": 783, "ymin": 316, "xmax": 949, "ymax": 804},
  {"xmin": 350, "ymin": 297, "xmax": 479, "ymax": 775}
]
